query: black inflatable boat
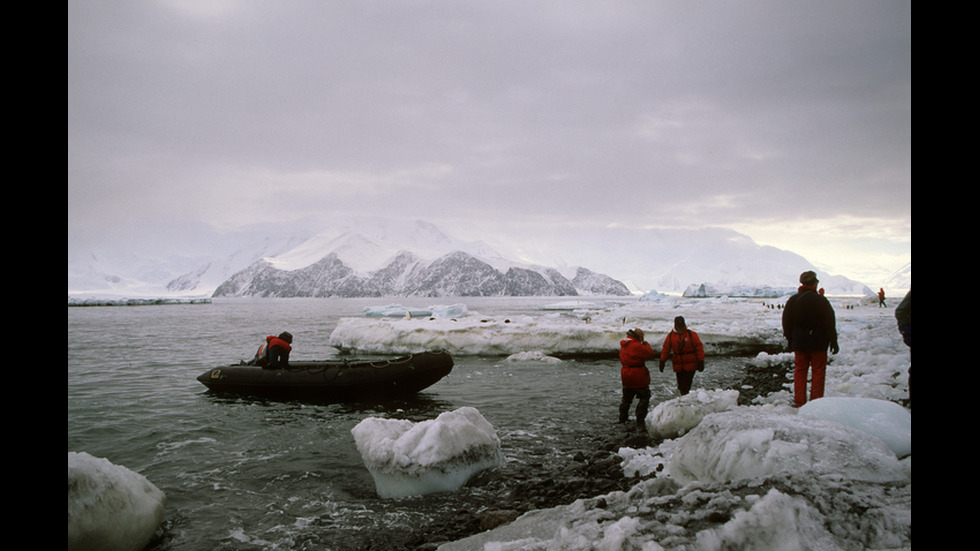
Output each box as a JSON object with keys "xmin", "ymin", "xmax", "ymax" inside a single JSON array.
[{"xmin": 197, "ymin": 350, "xmax": 453, "ymax": 401}]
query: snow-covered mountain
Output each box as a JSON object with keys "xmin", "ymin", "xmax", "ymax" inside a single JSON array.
[
  {"xmin": 496, "ymin": 225, "xmax": 882, "ymax": 297},
  {"xmin": 212, "ymin": 249, "xmax": 626, "ymax": 298},
  {"xmin": 69, "ymin": 217, "xmax": 323, "ymax": 297},
  {"xmin": 882, "ymin": 262, "xmax": 911, "ymax": 292},
  {"xmin": 209, "ymin": 223, "xmax": 631, "ymax": 297},
  {"xmin": 67, "ymin": 218, "xmax": 888, "ymax": 299}
]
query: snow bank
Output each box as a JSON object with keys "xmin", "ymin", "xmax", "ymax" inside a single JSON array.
[
  {"xmin": 350, "ymin": 406, "xmax": 503, "ymax": 499},
  {"xmin": 692, "ymin": 487, "xmax": 850, "ymax": 550},
  {"xmin": 441, "ymin": 469, "xmax": 911, "ymax": 551},
  {"xmin": 67, "ymin": 295, "xmax": 211, "ymax": 306},
  {"xmin": 644, "ymin": 389, "xmax": 740, "ymax": 440},
  {"xmin": 67, "ymin": 451, "xmax": 166, "ymax": 551},
  {"xmin": 329, "ymin": 297, "xmax": 786, "ymax": 356},
  {"xmin": 331, "ymin": 315, "xmax": 623, "ymax": 356}
]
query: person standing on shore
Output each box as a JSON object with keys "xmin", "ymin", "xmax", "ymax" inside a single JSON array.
[
  {"xmin": 659, "ymin": 316, "xmax": 705, "ymax": 396},
  {"xmin": 896, "ymin": 289, "xmax": 911, "ymax": 403},
  {"xmin": 782, "ymin": 271, "xmax": 839, "ymax": 407},
  {"xmin": 618, "ymin": 328, "xmax": 657, "ymax": 428}
]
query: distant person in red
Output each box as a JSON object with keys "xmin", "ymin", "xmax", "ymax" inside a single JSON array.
[
  {"xmin": 618, "ymin": 328, "xmax": 657, "ymax": 427},
  {"xmin": 782, "ymin": 271, "xmax": 839, "ymax": 407},
  {"xmin": 878, "ymin": 288, "xmax": 886, "ymax": 307},
  {"xmin": 659, "ymin": 316, "xmax": 705, "ymax": 396},
  {"xmin": 248, "ymin": 332, "xmax": 293, "ymax": 369}
]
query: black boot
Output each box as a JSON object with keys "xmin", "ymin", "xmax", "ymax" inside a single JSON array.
[{"xmin": 618, "ymin": 398, "xmax": 631, "ymax": 423}]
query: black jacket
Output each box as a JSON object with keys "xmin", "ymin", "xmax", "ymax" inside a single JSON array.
[
  {"xmin": 782, "ymin": 287, "xmax": 838, "ymax": 352},
  {"xmin": 266, "ymin": 343, "xmax": 290, "ymax": 369}
]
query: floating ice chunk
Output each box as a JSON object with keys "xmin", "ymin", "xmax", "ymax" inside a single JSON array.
[
  {"xmin": 68, "ymin": 451, "xmax": 166, "ymax": 551},
  {"xmin": 637, "ymin": 290, "xmax": 675, "ymax": 302},
  {"xmin": 363, "ymin": 304, "xmax": 433, "ymax": 318},
  {"xmin": 540, "ymin": 300, "xmax": 600, "ymax": 310},
  {"xmin": 798, "ymin": 397, "xmax": 911, "ymax": 458},
  {"xmin": 644, "ymin": 389, "xmax": 740, "ymax": 439},
  {"xmin": 668, "ymin": 408, "xmax": 908, "ymax": 485},
  {"xmin": 362, "ymin": 303, "xmax": 468, "ymax": 319},
  {"xmin": 430, "ymin": 303, "xmax": 469, "ymax": 318},
  {"xmin": 505, "ymin": 350, "xmax": 562, "ymax": 363},
  {"xmin": 350, "ymin": 406, "xmax": 503, "ymax": 498}
]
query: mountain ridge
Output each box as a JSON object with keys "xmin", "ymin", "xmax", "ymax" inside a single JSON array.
[
  {"xmin": 212, "ymin": 246, "xmax": 631, "ymax": 297},
  {"xmin": 67, "ymin": 218, "xmax": 897, "ymax": 298}
]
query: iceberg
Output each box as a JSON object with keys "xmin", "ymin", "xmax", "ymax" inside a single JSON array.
[
  {"xmin": 351, "ymin": 406, "xmax": 503, "ymax": 498},
  {"xmin": 505, "ymin": 350, "xmax": 562, "ymax": 363},
  {"xmin": 362, "ymin": 303, "xmax": 469, "ymax": 319},
  {"xmin": 363, "ymin": 304, "xmax": 433, "ymax": 318},
  {"xmin": 798, "ymin": 396, "xmax": 911, "ymax": 458},
  {"xmin": 666, "ymin": 408, "xmax": 908, "ymax": 485},
  {"xmin": 68, "ymin": 451, "xmax": 166, "ymax": 551},
  {"xmin": 644, "ymin": 388, "xmax": 740, "ymax": 439}
]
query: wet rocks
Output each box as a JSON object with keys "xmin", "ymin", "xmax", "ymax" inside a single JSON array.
[
  {"xmin": 478, "ymin": 509, "xmax": 521, "ymax": 531},
  {"xmin": 735, "ymin": 358, "xmax": 793, "ymax": 405},
  {"xmin": 395, "ymin": 358, "xmax": 787, "ymax": 550}
]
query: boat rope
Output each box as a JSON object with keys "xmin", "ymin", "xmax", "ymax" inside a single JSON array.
[
  {"xmin": 368, "ymin": 353, "xmax": 415, "ymax": 369},
  {"xmin": 279, "ymin": 352, "xmax": 429, "ymax": 373}
]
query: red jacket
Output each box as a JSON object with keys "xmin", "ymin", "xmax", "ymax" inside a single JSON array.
[
  {"xmin": 660, "ymin": 329, "xmax": 704, "ymax": 373},
  {"xmin": 619, "ymin": 337, "xmax": 657, "ymax": 388},
  {"xmin": 265, "ymin": 335, "xmax": 292, "ymax": 353},
  {"xmin": 253, "ymin": 336, "xmax": 292, "ymax": 368}
]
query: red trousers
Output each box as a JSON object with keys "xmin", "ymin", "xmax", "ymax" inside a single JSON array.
[{"xmin": 793, "ymin": 350, "xmax": 827, "ymax": 407}]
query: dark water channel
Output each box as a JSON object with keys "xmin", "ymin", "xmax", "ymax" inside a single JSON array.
[{"xmin": 68, "ymin": 298, "xmax": 752, "ymax": 550}]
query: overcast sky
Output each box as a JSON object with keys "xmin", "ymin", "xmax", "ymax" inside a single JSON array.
[{"xmin": 68, "ymin": 1, "xmax": 910, "ymax": 283}]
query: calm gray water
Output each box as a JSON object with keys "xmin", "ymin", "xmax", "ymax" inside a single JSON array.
[{"xmin": 67, "ymin": 297, "xmax": 745, "ymax": 550}]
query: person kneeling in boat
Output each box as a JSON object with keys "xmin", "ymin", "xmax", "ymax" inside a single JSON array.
[{"xmin": 247, "ymin": 332, "xmax": 293, "ymax": 369}]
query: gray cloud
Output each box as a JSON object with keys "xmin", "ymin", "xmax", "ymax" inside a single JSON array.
[{"xmin": 68, "ymin": 1, "xmax": 911, "ymax": 278}]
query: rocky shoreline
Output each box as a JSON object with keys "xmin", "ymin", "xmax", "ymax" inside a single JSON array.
[
  {"xmin": 734, "ymin": 355, "xmax": 795, "ymax": 406},
  {"xmin": 359, "ymin": 357, "xmax": 796, "ymax": 551}
]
